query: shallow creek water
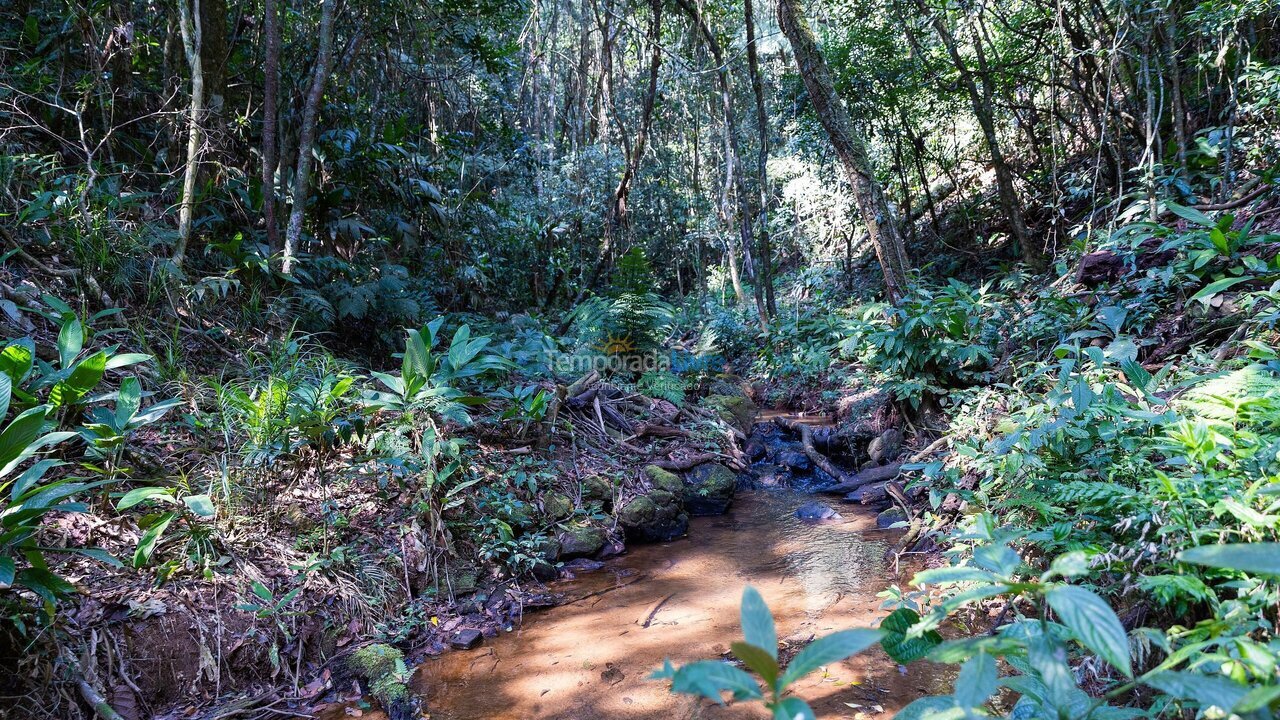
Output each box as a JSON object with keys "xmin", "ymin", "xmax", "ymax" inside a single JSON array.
[{"xmin": 405, "ymin": 490, "xmax": 946, "ymax": 719}]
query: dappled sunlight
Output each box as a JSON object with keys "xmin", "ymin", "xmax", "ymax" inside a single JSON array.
[{"xmin": 413, "ymin": 491, "xmax": 948, "ymax": 719}]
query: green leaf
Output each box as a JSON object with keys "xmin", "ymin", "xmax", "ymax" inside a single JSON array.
[
  {"xmin": 251, "ymin": 580, "xmax": 274, "ymax": 602},
  {"xmin": 662, "ymin": 660, "xmax": 764, "ymax": 704},
  {"xmin": 0, "ymin": 557, "xmax": 13, "ymax": 588},
  {"xmin": 0, "ymin": 339, "xmax": 35, "ymax": 385},
  {"xmin": 880, "ymin": 608, "xmax": 942, "ymax": 664},
  {"xmin": 1190, "ymin": 276, "xmax": 1252, "ymax": 304},
  {"xmin": 57, "ymin": 315, "xmax": 84, "ymax": 368},
  {"xmin": 778, "ymin": 629, "xmax": 882, "ymax": 689},
  {"xmin": 914, "ymin": 566, "xmax": 1000, "ymax": 585},
  {"xmin": 117, "ymin": 487, "xmax": 176, "ymax": 511},
  {"xmin": 17, "ymin": 567, "xmax": 76, "ymax": 602},
  {"xmin": 955, "ymin": 651, "xmax": 997, "ymax": 708},
  {"xmin": 0, "ymin": 406, "xmax": 52, "ymax": 478},
  {"xmin": 741, "ymin": 586, "xmax": 778, "ymax": 660},
  {"xmin": 1044, "ymin": 585, "xmax": 1132, "ymax": 677},
  {"xmin": 730, "ymin": 642, "xmax": 779, "ymax": 689},
  {"xmin": 771, "ymin": 696, "xmax": 816, "ymax": 720},
  {"xmin": 1044, "ymin": 551, "xmax": 1090, "ymax": 580},
  {"xmin": 105, "ymin": 353, "xmax": 153, "ymax": 370},
  {"xmin": 132, "ymin": 512, "xmax": 175, "ymax": 567},
  {"xmin": 183, "ymin": 494, "xmax": 215, "ymax": 518},
  {"xmin": 0, "ymin": 374, "xmax": 11, "ymax": 421},
  {"xmin": 1178, "ymin": 543, "xmax": 1280, "ymax": 575},
  {"xmin": 1143, "ymin": 671, "xmax": 1248, "ymax": 714},
  {"xmin": 1166, "ymin": 201, "xmax": 1217, "ymax": 228},
  {"xmin": 891, "ymin": 696, "xmax": 960, "ymax": 720},
  {"xmin": 50, "ymin": 351, "xmax": 107, "ymax": 406},
  {"xmin": 116, "ymin": 377, "xmax": 141, "ymax": 425}
]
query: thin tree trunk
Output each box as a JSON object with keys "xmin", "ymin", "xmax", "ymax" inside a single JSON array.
[
  {"xmin": 261, "ymin": 0, "xmax": 281, "ymax": 254},
  {"xmin": 675, "ymin": 0, "xmax": 764, "ymax": 321},
  {"xmin": 282, "ymin": 0, "xmax": 338, "ymax": 275},
  {"xmin": 744, "ymin": 0, "xmax": 775, "ymax": 317},
  {"xmin": 916, "ymin": 0, "xmax": 1040, "ymax": 268},
  {"xmin": 173, "ymin": 0, "xmax": 204, "ymax": 267},
  {"xmin": 776, "ymin": 0, "xmax": 911, "ymax": 302}
]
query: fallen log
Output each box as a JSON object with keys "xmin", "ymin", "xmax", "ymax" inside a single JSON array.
[
  {"xmin": 846, "ymin": 480, "xmax": 889, "ymax": 504},
  {"xmin": 654, "ymin": 452, "xmax": 727, "ymax": 471},
  {"xmin": 773, "ymin": 416, "xmax": 845, "ymax": 482},
  {"xmin": 631, "ymin": 422, "xmax": 692, "ymax": 440},
  {"xmin": 816, "ymin": 462, "xmax": 903, "ymax": 494}
]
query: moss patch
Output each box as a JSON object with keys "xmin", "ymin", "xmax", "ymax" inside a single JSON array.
[
  {"xmin": 704, "ymin": 394, "xmax": 757, "ymax": 432},
  {"xmin": 351, "ymin": 644, "xmax": 412, "ymax": 718}
]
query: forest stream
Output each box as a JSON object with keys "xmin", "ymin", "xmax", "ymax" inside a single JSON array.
[{"xmin": 325, "ymin": 483, "xmax": 948, "ymax": 719}]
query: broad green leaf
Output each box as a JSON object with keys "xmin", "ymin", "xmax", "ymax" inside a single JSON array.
[
  {"xmin": 116, "ymin": 377, "xmax": 142, "ymax": 425},
  {"xmin": 251, "ymin": 580, "xmax": 274, "ymax": 602},
  {"xmin": 1044, "ymin": 551, "xmax": 1090, "ymax": 580},
  {"xmin": 778, "ymin": 629, "xmax": 882, "ymax": 689},
  {"xmin": 891, "ymin": 697, "xmax": 960, "ymax": 720},
  {"xmin": 0, "ymin": 374, "xmax": 10, "ymax": 420},
  {"xmin": 62, "ymin": 547, "xmax": 122, "ymax": 567},
  {"xmin": 954, "ymin": 651, "xmax": 997, "ymax": 708},
  {"xmin": 105, "ymin": 353, "xmax": 153, "ymax": 370},
  {"xmin": 1190, "ymin": 276, "xmax": 1252, "ymax": 304},
  {"xmin": 1045, "ymin": 585, "xmax": 1132, "ymax": 677},
  {"xmin": 17, "ymin": 567, "xmax": 76, "ymax": 602},
  {"xmin": 741, "ymin": 586, "xmax": 778, "ymax": 660},
  {"xmin": 772, "ymin": 697, "xmax": 816, "ymax": 720},
  {"xmin": 972, "ymin": 543, "xmax": 1021, "ymax": 577},
  {"xmin": 730, "ymin": 641, "xmax": 778, "ymax": 689},
  {"xmin": 0, "ymin": 406, "xmax": 52, "ymax": 477},
  {"xmin": 0, "ymin": 339, "xmax": 35, "ymax": 385},
  {"xmin": 0, "ymin": 557, "xmax": 13, "ymax": 588},
  {"xmin": 132, "ymin": 512, "xmax": 175, "ymax": 567},
  {"xmin": 914, "ymin": 566, "xmax": 1000, "ymax": 585},
  {"xmin": 880, "ymin": 608, "xmax": 942, "ymax": 664},
  {"xmin": 50, "ymin": 351, "xmax": 107, "ymax": 406},
  {"xmin": 661, "ymin": 660, "xmax": 763, "ymax": 704},
  {"xmin": 183, "ymin": 494, "xmax": 215, "ymax": 517},
  {"xmin": 117, "ymin": 486, "xmax": 177, "ymax": 511},
  {"xmin": 57, "ymin": 315, "xmax": 83, "ymax": 368},
  {"xmin": 1165, "ymin": 201, "xmax": 1217, "ymax": 228},
  {"xmin": 1143, "ymin": 671, "xmax": 1248, "ymax": 714},
  {"xmin": 9, "ymin": 459, "xmax": 64, "ymax": 500},
  {"xmin": 1178, "ymin": 543, "xmax": 1280, "ymax": 575}
]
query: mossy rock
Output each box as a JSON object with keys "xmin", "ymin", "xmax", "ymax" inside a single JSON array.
[
  {"xmin": 542, "ymin": 491, "xmax": 574, "ymax": 521},
  {"xmin": 498, "ymin": 500, "xmax": 536, "ymax": 529},
  {"xmin": 448, "ymin": 568, "xmax": 479, "ymax": 595},
  {"xmin": 557, "ymin": 525, "xmax": 607, "ymax": 558},
  {"xmin": 581, "ymin": 475, "xmax": 615, "ymax": 505},
  {"xmin": 644, "ymin": 465, "xmax": 685, "ymax": 494},
  {"xmin": 704, "ymin": 394, "xmax": 757, "ymax": 432},
  {"xmin": 617, "ymin": 492, "xmax": 689, "ymax": 543},
  {"xmin": 707, "ymin": 375, "xmax": 748, "ymax": 398},
  {"xmin": 682, "ymin": 462, "xmax": 737, "ymax": 516},
  {"xmin": 350, "ymin": 644, "xmax": 413, "ymax": 720}
]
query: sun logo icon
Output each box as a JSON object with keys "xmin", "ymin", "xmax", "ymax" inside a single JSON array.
[{"xmin": 597, "ymin": 333, "xmax": 635, "ymax": 355}]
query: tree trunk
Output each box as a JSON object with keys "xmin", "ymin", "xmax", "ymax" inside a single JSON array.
[
  {"xmin": 744, "ymin": 0, "xmax": 775, "ymax": 317},
  {"xmin": 282, "ymin": 0, "xmax": 338, "ymax": 275},
  {"xmin": 776, "ymin": 0, "xmax": 911, "ymax": 302},
  {"xmin": 915, "ymin": 0, "xmax": 1041, "ymax": 269},
  {"xmin": 173, "ymin": 0, "xmax": 204, "ymax": 267},
  {"xmin": 198, "ymin": 0, "xmax": 227, "ymax": 115},
  {"xmin": 261, "ymin": 0, "xmax": 281, "ymax": 254},
  {"xmin": 675, "ymin": 0, "xmax": 765, "ymax": 322}
]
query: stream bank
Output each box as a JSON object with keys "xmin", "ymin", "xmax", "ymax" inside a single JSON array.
[{"xmin": 322, "ymin": 488, "xmax": 946, "ymax": 719}]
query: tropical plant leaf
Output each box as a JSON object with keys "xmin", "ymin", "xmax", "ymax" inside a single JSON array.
[{"xmin": 1044, "ymin": 585, "xmax": 1132, "ymax": 677}]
